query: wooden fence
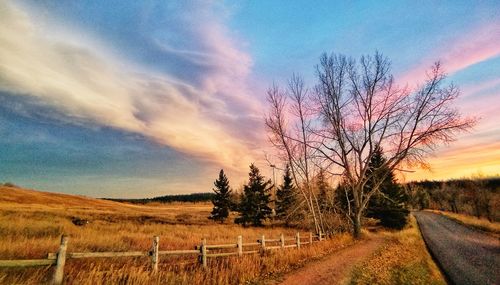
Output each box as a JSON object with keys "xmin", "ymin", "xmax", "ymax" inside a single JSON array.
[{"xmin": 0, "ymin": 231, "xmax": 326, "ymax": 285}]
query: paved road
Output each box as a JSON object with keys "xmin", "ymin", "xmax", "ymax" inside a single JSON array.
[{"xmin": 414, "ymin": 211, "xmax": 500, "ymax": 285}]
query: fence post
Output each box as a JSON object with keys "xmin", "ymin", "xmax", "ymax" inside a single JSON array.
[
  {"xmin": 309, "ymin": 232, "xmax": 313, "ymax": 244},
  {"xmin": 260, "ymin": 235, "xmax": 266, "ymax": 253},
  {"xmin": 280, "ymin": 233, "xmax": 285, "ymax": 249},
  {"xmin": 52, "ymin": 235, "xmax": 68, "ymax": 285},
  {"xmin": 200, "ymin": 238, "xmax": 207, "ymax": 268},
  {"xmin": 296, "ymin": 232, "xmax": 301, "ymax": 249},
  {"xmin": 237, "ymin": 235, "xmax": 243, "ymax": 257},
  {"xmin": 152, "ymin": 236, "xmax": 159, "ymax": 272}
]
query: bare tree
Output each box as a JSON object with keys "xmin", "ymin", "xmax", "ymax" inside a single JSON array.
[
  {"xmin": 265, "ymin": 75, "xmax": 325, "ymax": 235},
  {"xmin": 266, "ymin": 52, "xmax": 475, "ymax": 238}
]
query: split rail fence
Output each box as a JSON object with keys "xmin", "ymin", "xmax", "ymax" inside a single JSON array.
[{"xmin": 0, "ymin": 231, "xmax": 327, "ymax": 285}]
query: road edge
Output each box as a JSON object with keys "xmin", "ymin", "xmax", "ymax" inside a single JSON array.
[
  {"xmin": 413, "ymin": 212, "xmax": 453, "ymax": 285},
  {"xmin": 425, "ymin": 210, "xmax": 500, "ymax": 239}
]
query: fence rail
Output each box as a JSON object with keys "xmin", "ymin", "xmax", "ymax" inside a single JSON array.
[
  {"xmin": 0, "ymin": 259, "xmax": 56, "ymax": 267},
  {"xmin": 0, "ymin": 231, "xmax": 327, "ymax": 285}
]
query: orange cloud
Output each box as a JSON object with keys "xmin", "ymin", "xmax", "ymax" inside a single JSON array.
[
  {"xmin": 403, "ymin": 142, "xmax": 500, "ymax": 181},
  {"xmin": 402, "ymin": 109, "xmax": 500, "ymax": 182}
]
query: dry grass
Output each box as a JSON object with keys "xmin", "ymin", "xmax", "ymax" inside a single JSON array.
[
  {"xmin": 348, "ymin": 215, "xmax": 446, "ymax": 285},
  {"xmin": 0, "ymin": 186, "xmax": 354, "ymax": 284},
  {"xmin": 426, "ymin": 209, "xmax": 500, "ymax": 235}
]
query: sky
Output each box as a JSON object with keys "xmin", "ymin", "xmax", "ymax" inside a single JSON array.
[{"xmin": 0, "ymin": 0, "xmax": 499, "ymax": 198}]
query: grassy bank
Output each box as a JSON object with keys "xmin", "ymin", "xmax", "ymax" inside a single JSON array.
[{"xmin": 348, "ymin": 215, "xmax": 445, "ymax": 285}]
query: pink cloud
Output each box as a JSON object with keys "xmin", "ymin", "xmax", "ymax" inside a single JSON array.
[
  {"xmin": 399, "ymin": 22, "xmax": 500, "ymax": 86},
  {"xmin": 0, "ymin": 0, "xmax": 264, "ymax": 175}
]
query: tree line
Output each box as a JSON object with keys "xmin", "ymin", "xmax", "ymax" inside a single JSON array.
[
  {"xmin": 407, "ymin": 177, "xmax": 499, "ymax": 222},
  {"xmin": 209, "ymin": 145, "xmax": 410, "ymax": 230},
  {"xmin": 107, "ymin": 193, "xmax": 214, "ymax": 204},
  {"xmin": 209, "ymin": 164, "xmax": 498, "ymax": 235}
]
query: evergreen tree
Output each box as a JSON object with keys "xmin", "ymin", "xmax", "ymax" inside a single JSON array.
[
  {"xmin": 316, "ymin": 168, "xmax": 331, "ymax": 212},
  {"xmin": 235, "ymin": 164, "xmax": 273, "ymax": 227},
  {"xmin": 208, "ymin": 169, "xmax": 232, "ymax": 223},
  {"xmin": 365, "ymin": 146, "xmax": 409, "ymax": 229},
  {"xmin": 334, "ymin": 179, "xmax": 354, "ymax": 216},
  {"xmin": 276, "ymin": 164, "xmax": 297, "ymax": 225}
]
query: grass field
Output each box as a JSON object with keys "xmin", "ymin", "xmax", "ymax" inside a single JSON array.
[{"xmin": 0, "ymin": 186, "xmax": 354, "ymax": 284}]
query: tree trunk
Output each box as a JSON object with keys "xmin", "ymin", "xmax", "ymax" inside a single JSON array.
[
  {"xmin": 351, "ymin": 184, "xmax": 363, "ymax": 239},
  {"xmin": 353, "ymin": 210, "xmax": 362, "ymax": 239}
]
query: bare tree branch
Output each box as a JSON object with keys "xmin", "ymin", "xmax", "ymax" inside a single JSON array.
[{"xmin": 265, "ymin": 52, "xmax": 475, "ymax": 238}]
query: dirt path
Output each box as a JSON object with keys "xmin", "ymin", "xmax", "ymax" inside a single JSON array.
[
  {"xmin": 414, "ymin": 211, "xmax": 500, "ymax": 285},
  {"xmin": 264, "ymin": 236, "xmax": 386, "ymax": 285}
]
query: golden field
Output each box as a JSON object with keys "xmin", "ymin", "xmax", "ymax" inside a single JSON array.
[{"xmin": 0, "ymin": 186, "xmax": 354, "ymax": 284}]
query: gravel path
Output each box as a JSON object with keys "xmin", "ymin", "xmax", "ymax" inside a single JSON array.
[
  {"xmin": 414, "ymin": 211, "xmax": 500, "ymax": 285},
  {"xmin": 264, "ymin": 237, "xmax": 386, "ymax": 285}
]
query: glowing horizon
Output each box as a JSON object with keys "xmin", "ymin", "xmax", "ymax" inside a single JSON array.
[{"xmin": 0, "ymin": 0, "xmax": 498, "ymax": 197}]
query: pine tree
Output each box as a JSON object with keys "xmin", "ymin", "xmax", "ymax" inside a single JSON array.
[
  {"xmin": 365, "ymin": 146, "xmax": 409, "ymax": 229},
  {"xmin": 276, "ymin": 164, "xmax": 297, "ymax": 225},
  {"xmin": 235, "ymin": 164, "xmax": 273, "ymax": 227},
  {"xmin": 334, "ymin": 178, "xmax": 354, "ymax": 216},
  {"xmin": 316, "ymin": 168, "xmax": 331, "ymax": 212},
  {"xmin": 209, "ymin": 169, "xmax": 232, "ymax": 223}
]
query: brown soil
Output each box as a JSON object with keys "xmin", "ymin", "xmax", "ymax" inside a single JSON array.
[{"xmin": 264, "ymin": 236, "xmax": 386, "ymax": 285}]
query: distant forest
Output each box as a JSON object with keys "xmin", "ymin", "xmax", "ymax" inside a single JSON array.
[
  {"xmin": 406, "ymin": 176, "xmax": 499, "ymax": 222},
  {"xmin": 106, "ymin": 192, "xmax": 214, "ymax": 204},
  {"xmin": 407, "ymin": 177, "xmax": 500, "ymax": 191}
]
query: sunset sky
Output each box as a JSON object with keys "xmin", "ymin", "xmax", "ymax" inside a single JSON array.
[{"xmin": 0, "ymin": 0, "xmax": 499, "ymax": 198}]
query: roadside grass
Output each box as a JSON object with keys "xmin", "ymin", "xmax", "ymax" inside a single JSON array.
[
  {"xmin": 0, "ymin": 186, "xmax": 355, "ymax": 284},
  {"xmin": 426, "ymin": 209, "xmax": 500, "ymax": 235},
  {"xmin": 348, "ymin": 215, "xmax": 446, "ymax": 285}
]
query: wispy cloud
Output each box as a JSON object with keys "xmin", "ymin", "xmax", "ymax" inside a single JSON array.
[
  {"xmin": 460, "ymin": 78, "xmax": 500, "ymax": 99},
  {"xmin": 399, "ymin": 22, "xmax": 500, "ymax": 86},
  {"xmin": 0, "ymin": 1, "xmax": 263, "ymax": 170},
  {"xmin": 393, "ymin": 20, "xmax": 500, "ymax": 181}
]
